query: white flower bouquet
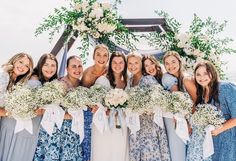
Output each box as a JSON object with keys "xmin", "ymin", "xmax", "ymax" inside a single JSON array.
[
  {"xmin": 165, "ymin": 91, "xmax": 193, "ymax": 117},
  {"xmin": 104, "ymin": 88, "xmax": 129, "ymax": 109},
  {"xmin": 61, "ymin": 86, "xmax": 90, "ymax": 110},
  {"xmin": 88, "ymin": 84, "xmax": 109, "ymax": 105},
  {"xmin": 150, "ymin": 84, "xmax": 169, "ymax": 111},
  {"xmin": 4, "ymin": 84, "xmax": 37, "ymax": 119},
  {"xmin": 127, "ymin": 86, "xmax": 155, "ymax": 114},
  {"xmin": 191, "ymin": 104, "xmax": 225, "ymax": 127},
  {"xmin": 35, "ymin": 80, "xmax": 66, "ymax": 106}
]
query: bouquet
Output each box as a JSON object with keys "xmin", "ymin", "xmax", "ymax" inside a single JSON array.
[
  {"xmin": 149, "ymin": 84, "xmax": 169, "ymax": 111},
  {"xmin": 4, "ymin": 83, "xmax": 37, "ymax": 119},
  {"xmin": 35, "ymin": 80, "xmax": 66, "ymax": 106},
  {"xmin": 104, "ymin": 88, "xmax": 129, "ymax": 109},
  {"xmin": 191, "ymin": 104, "xmax": 225, "ymax": 128},
  {"xmin": 87, "ymin": 84, "xmax": 109, "ymax": 105},
  {"xmin": 165, "ymin": 91, "xmax": 193, "ymax": 117},
  {"xmin": 61, "ymin": 86, "xmax": 90, "ymax": 111},
  {"xmin": 127, "ymin": 86, "xmax": 155, "ymax": 114}
]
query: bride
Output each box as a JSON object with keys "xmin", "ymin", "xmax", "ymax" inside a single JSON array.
[{"xmin": 91, "ymin": 51, "xmax": 129, "ymax": 161}]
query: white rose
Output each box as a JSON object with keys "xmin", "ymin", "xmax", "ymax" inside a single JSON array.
[
  {"xmin": 90, "ymin": 8, "xmax": 103, "ymax": 19},
  {"xmin": 102, "ymin": 3, "xmax": 111, "ymax": 10}
]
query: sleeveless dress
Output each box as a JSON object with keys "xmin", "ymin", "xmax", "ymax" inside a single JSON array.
[
  {"xmin": 162, "ymin": 73, "xmax": 186, "ymax": 161},
  {"xmin": 91, "ymin": 76, "xmax": 129, "ymax": 161},
  {"xmin": 0, "ymin": 78, "xmax": 42, "ymax": 161},
  {"xmin": 33, "ymin": 79, "xmax": 83, "ymax": 161},
  {"xmin": 129, "ymin": 75, "xmax": 171, "ymax": 161}
]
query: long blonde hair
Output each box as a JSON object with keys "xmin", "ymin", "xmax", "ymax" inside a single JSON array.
[
  {"xmin": 3, "ymin": 52, "xmax": 34, "ymax": 90},
  {"xmin": 92, "ymin": 44, "xmax": 110, "ymax": 59}
]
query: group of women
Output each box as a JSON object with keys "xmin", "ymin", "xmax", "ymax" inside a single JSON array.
[{"xmin": 0, "ymin": 44, "xmax": 236, "ymax": 161}]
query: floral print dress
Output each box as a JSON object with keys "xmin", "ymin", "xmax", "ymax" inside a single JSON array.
[{"xmin": 129, "ymin": 75, "xmax": 171, "ymax": 161}]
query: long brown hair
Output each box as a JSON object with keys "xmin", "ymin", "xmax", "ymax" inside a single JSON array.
[
  {"xmin": 107, "ymin": 51, "xmax": 127, "ymax": 88},
  {"xmin": 194, "ymin": 61, "xmax": 220, "ymax": 106},
  {"xmin": 142, "ymin": 55, "xmax": 163, "ymax": 84},
  {"xmin": 163, "ymin": 51, "xmax": 184, "ymax": 91},
  {"xmin": 33, "ymin": 53, "xmax": 58, "ymax": 84},
  {"xmin": 3, "ymin": 52, "xmax": 33, "ymax": 90}
]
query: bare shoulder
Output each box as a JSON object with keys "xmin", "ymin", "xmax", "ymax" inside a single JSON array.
[{"xmin": 81, "ymin": 66, "xmax": 94, "ymax": 87}]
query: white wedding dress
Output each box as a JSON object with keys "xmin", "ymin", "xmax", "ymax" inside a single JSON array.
[{"xmin": 91, "ymin": 76, "xmax": 129, "ymax": 161}]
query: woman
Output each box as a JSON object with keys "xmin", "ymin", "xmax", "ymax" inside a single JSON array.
[
  {"xmin": 142, "ymin": 55, "xmax": 163, "ymax": 85},
  {"xmin": 34, "ymin": 55, "xmax": 83, "ymax": 161},
  {"xmin": 91, "ymin": 51, "xmax": 129, "ymax": 161},
  {"xmin": 0, "ymin": 52, "xmax": 35, "ymax": 161},
  {"xmin": 81, "ymin": 44, "xmax": 110, "ymax": 161},
  {"xmin": 81, "ymin": 44, "xmax": 109, "ymax": 88},
  {"xmin": 192, "ymin": 61, "xmax": 236, "ymax": 161},
  {"xmin": 162, "ymin": 51, "xmax": 196, "ymax": 161},
  {"xmin": 127, "ymin": 52, "xmax": 171, "ymax": 161}
]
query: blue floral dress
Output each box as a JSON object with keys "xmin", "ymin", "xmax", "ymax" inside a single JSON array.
[
  {"xmin": 33, "ymin": 81, "xmax": 83, "ymax": 161},
  {"xmin": 129, "ymin": 75, "xmax": 171, "ymax": 161},
  {"xmin": 162, "ymin": 73, "xmax": 186, "ymax": 161},
  {"xmin": 186, "ymin": 125, "xmax": 212, "ymax": 161},
  {"xmin": 211, "ymin": 82, "xmax": 236, "ymax": 161}
]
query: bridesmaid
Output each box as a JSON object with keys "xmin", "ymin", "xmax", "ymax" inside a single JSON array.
[
  {"xmin": 81, "ymin": 44, "xmax": 110, "ymax": 161},
  {"xmin": 193, "ymin": 61, "xmax": 236, "ymax": 161},
  {"xmin": 91, "ymin": 51, "xmax": 129, "ymax": 161},
  {"xmin": 82, "ymin": 44, "xmax": 109, "ymax": 88},
  {"xmin": 142, "ymin": 55, "xmax": 163, "ymax": 84},
  {"xmin": 162, "ymin": 51, "xmax": 196, "ymax": 161},
  {"xmin": 0, "ymin": 52, "xmax": 34, "ymax": 161},
  {"xmin": 127, "ymin": 52, "xmax": 171, "ymax": 161},
  {"xmin": 34, "ymin": 55, "xmax": 83, "ymax": 161}
]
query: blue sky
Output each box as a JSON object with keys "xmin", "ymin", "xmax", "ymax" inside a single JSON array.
[{"xmin": 0, "ymin": 0, "xmax": 235, "ymax": 80}]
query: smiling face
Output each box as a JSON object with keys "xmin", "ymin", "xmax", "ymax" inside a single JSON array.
[
  {"xmin": 144, "ymin": 59, "xmax": 157, "ymax": 76},
  {"xmin": 111, "ymin": 56, "xmax": 125, "ymax": 74},
  {"xmin": 67, "ymin": 57, "xmax": 83, "ymax": 79},
  {"xmin": 42, "ymin": 58, "xmax": 57, "ymax": 80},
  {"xmin": 13, "ymin": 56, "xmax": 30, "ymax": 77},
  {"xmin": 164, "ymin": 55, "xmax": 180, "ymax": 76},
  {"xmin": 195, "ymin": 66, "xmax": 212, "ymax": 87},
  {"xmin": 93, "ymin": 47, "xmax": 109, "ymax": 68},
  {"xmin": 127, "ymin": 56, "xmax": 142, "ymax": 75}
]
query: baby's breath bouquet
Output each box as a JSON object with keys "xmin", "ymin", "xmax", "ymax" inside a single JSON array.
[
  {"xmin": 104, "ymin": 88, "xmax": 129, "ymax": 109},
  {"xmin": 165, "ymin": 91, "xmax": 193, "ymax": 117},
  {"xmin": 88, "ymin": 84, "xmax": 109, "ymax": 105},
  {"xmin": 191, "ymin": 104, "xmax": 225, "ymax": 128},
  {"xmin": 35, "ymin": 80, "xmax": 66, "ymax": 106},
  {"xmin": 150, "ymin": 84, "xmax": 169, "ymax": 111},
  {"xmin": 4, "ymin": 84, "xmax": 37, "ymax": 119},
  {"xmin": 61, "ymin": 86, "xmax": 90, "ymax": 111},
  {"xmin": 127, "ymin": 86, "xmax": 155, "ymax": 114}
]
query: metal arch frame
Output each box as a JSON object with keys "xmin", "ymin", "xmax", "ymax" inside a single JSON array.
[{"xmin": 50, "ymin": 18, "xmax": 169, "ymax": 56}]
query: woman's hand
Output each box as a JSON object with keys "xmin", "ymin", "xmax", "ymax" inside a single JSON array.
[
  {"xmin": 0, "ymin": 108, "xmax": 10, "ymax": 117},
  {"xmin": 90, "ymin": 105, "xmax": 99, "ymax": 113},
  {"xmin": 34, "ymin": 108, "xmax": 45, "ymax": 116},
  {"xmin": 211, "ymin": 127, "xmax": 223, "ymax": 136},
  {"xmin": 64, "ymin": 112, "xmax": 72, "ymax": 119}
]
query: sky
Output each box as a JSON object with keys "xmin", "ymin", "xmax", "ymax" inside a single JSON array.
[{"xmin": 0, "ymin": 0, "xmax": 236, "ymax": 81}]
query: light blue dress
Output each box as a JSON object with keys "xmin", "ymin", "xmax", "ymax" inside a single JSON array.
[
  {"xmin": 0, "ymin": 80, "xmax": 42, "ymax": 161},
  {"xmin": 211, "ymin": 82, "xmax": 236, "ymax": 161},
  {"xmin": 162, "ymin": 73, "xmax": 186, "ymax": 161},
  {"xmin": 129, "ymin": 75, "xmax": 171, "ymax": 161}
]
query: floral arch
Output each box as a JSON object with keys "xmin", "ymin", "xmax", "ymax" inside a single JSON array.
[{"xmin": 36, "ymin": 0, "xmax": 236, "ymax": 78}]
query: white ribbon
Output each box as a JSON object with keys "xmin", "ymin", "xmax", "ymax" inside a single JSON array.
[
  {"xmin": 41, "ymin": 104, "xmax": 65, "ymax": 135},
  {"xmin": 153, "ymin": 107, "xmax": 164, "ymax": 129},
  {"xmin": 125, "ymin": 109, "xmax": 140, "ymax": 138},
  {"xmin": 203, "ymin": 125, "xmax": 215, "ymax": 159},
  {"xmin": 68, "ymin": 109, "xmax": 84, "ymax": 144},
  {"xmin": 174, "ymin": 113, "xmax": 190, "ymax": 144},
  {"xmin": 92, "ymin": 103, "xmax": 108, "ymax": 134},
  {"xmin": 14, "ymin": 118, "xmax": 33, "ymax": 134}
]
